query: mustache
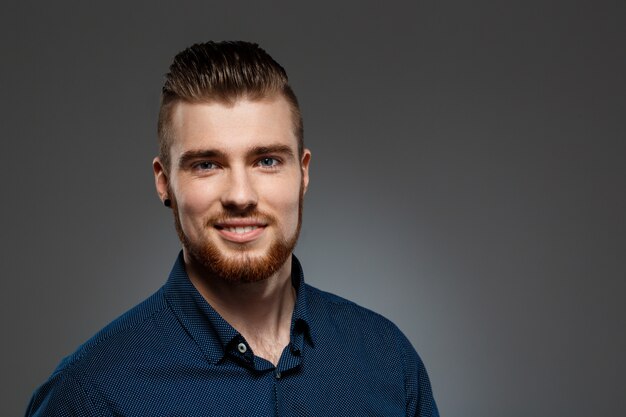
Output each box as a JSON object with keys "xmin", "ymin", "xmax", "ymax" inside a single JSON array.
[{"xmin": 205, "ymin": 208, "xmax": 276, "ymax": 226}]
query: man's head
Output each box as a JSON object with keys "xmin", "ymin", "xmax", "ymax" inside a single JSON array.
[
  {"xmin": 153, "ymin": 41, "xmax": 310, "ymax": 284},
  {"xmin": 157, "ymin": 41, "xmax": 304, "ymax": 175}
]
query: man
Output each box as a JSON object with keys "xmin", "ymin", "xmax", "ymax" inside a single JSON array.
[{"xmin": 26, "ymin": 41, "xmax": 439, "ymax": 416}]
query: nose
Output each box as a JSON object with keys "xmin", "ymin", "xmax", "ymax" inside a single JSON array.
[{"xmin": 220, "ymin": 167, "xmax": 258, "ymax": 212}]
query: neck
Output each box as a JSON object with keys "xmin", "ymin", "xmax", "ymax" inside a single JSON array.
[{"xmin": 183, "ymin": 250, "xmax": 296, "ymax": 365}]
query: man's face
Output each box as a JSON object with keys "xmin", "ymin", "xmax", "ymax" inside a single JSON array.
[{"xmin": 154, "ymin": 96, "xmax": 310, "ymax": 283}]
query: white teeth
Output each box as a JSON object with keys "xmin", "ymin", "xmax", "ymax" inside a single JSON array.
[{"xmin": 226, "ymin": 226, "xmax": 258, "ymax": 234}]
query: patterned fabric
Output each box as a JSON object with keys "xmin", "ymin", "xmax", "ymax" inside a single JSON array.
[{"xmin": 25, "ymin": 252, "xmax": 439, "ymax": 416}]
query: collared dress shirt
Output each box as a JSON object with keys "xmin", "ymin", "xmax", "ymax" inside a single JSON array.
[{"xmin": 26, "ymin": 253, "xmax": 439, "ymax": 416}]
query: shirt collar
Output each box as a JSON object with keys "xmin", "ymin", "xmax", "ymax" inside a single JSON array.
[{"xmin": 163, "ymin": 251, "xmax": 313, "ymax": 365}]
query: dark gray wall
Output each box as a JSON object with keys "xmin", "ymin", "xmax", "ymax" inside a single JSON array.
[{"xmin": 2, "ymin": 1, "xmax": 625, "ymax": 416}]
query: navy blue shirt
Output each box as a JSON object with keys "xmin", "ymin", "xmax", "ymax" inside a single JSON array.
[{"xmin": 26, "ymin": 253, "xmax": 439, "ymax": 416}]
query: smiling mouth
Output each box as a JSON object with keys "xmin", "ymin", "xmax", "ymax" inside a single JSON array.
[
  {"xmin": 214, "ymin": 221, "xmax": 268, "ymax": 243},
  {"xmin": 218, "ymin": 226, "xmax": 261, "ymax": 234}
]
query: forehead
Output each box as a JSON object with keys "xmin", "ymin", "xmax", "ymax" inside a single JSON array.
[{"xmin": 169, "ymin": 96, "xmax": 297, "ymax": 158}]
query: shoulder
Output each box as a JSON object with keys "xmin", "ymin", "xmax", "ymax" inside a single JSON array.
[
  {"xmin": 304, "ymin": 284, "xmax": 439, "ymax": 416},
  {"xmin": 26, "ymin": 289, "xmax": 171, "ymax": 416},
  {"xmin": 304, "ymin": 284, "xmax": 416, "ymax": 357},
  {"xmin": 60, "ymin": 288, "xmax": 169, "ymax": 371},
  {"xmin": 305, "ymin": 284, "xmax": 405, "ymax": 334},
  {"xmin": 40, "ymin": 289, "xmax": 169, "ymax": 392}
]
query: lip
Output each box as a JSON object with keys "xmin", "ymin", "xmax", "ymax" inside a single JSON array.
[{"xmin": 214, "ymin": 219, "xmax": 267, "ymax": 244}]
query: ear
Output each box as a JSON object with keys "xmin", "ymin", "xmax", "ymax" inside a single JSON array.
[
  {"xmin": 300, "ymin": 148, "xmax": 311, "ymax": 194},
  {"xmin": 152, "ymin": 157, "xmax": 170, "ymax": 204}
]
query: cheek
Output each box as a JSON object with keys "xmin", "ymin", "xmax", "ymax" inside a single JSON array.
[
  {"xmin": 175, "ymin": 183, "xmax": 216, "ymax": 229},
  {"xmin": 269, "ymin": 182, "xmax": 302, "ymax": 230}
]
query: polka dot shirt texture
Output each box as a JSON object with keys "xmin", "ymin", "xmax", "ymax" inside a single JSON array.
[{"xmin": 25, "ymin": 253, "xmax": 439, "ymax": 416}]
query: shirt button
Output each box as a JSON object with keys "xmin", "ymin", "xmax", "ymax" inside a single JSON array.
[
  {"xmin": 237, "ymin": 343, "xmax": 247, "ymax": 353},
  {"xmin": 275, "ymin": 371, "xmax": 281, "ymax": 379}
]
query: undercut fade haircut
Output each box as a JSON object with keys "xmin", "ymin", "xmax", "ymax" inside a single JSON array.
[{"xmin": 158, "ymin": 41, "xmax": 304, "ymax": 173}]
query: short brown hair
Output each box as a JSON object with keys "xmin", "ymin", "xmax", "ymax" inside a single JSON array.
[{"xmin": 157, "ymin": 41, "xmax": 304, "ymax": 172}]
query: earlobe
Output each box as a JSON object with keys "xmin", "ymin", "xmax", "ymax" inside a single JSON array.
[
  {"xmin": 152, "ymin": 157, "xmax": 170, "ymax": 204},
  {"xmin": 301, "ymin": 149, "xmax": 311, "ymax": 194}
]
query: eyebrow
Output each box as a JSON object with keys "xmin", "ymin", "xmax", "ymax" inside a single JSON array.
[
  {"xmin": 178, "ymin": 149, "xmax": 227, "ymax": 169},
  {"xmin": 248, "ymin": 144, "xmax": 295, "ymax": 159},
  {"xmin": 178, "ymin": 144, "xmax": 296, "ymax": 169}
]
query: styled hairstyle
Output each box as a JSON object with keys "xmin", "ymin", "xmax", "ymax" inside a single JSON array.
[{"xmin": 158, "ymin": 41, "xmax": 303, "ymax": 172}]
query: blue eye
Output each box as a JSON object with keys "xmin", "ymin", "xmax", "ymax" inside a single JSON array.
[
  {"xmin": 258, "ymin": 157, "xmax": 279, "ymax": 168},
  {"xmin": 195, "ymin": 161, "xmax": 216, "ymax": 170}
]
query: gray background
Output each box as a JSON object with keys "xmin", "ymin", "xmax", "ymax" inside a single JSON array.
[{"xmin": 2, "ymin": 1, "xmax": 625, "ymax": 416}]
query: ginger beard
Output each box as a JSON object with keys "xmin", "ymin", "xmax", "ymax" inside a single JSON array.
[{"xmin": 170, "ymin": 180, "xmax": 304, "ymax": 284}]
